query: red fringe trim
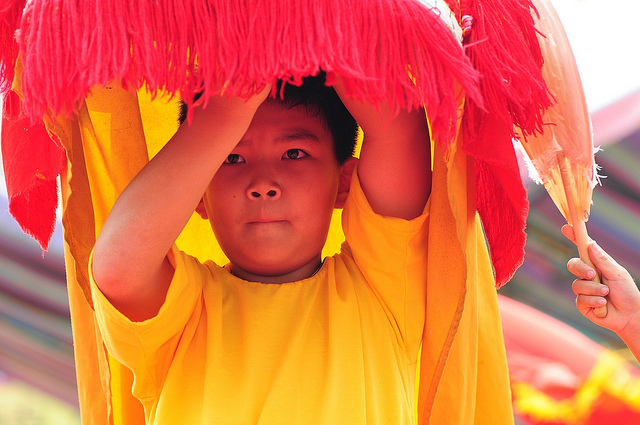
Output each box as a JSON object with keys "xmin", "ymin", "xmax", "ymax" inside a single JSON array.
[
  {"xmin": 1, "ymin": 0, "xmax": 553, "ymax": 285},
  {"xmin": 12, "ymin": 0, "xmax": 482, "ymax": 144}
]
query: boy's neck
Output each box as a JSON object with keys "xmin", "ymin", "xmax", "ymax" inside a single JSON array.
[{"xmin": 228, "ymin": 256, "xmax": 324, "ymax": 284}]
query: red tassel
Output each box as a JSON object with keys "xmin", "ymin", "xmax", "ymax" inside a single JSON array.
[
  {"xmin": 1, "ymin": 90, "xmax": 65, "ymax": 251},
  {"xmin": 0, "ymin": 0, "xmax": 26, "ymax": 94},
  {"xmin": 459, "ymin": 0, "xmax": 552, "ymax": 286},
  {"xmin": 461, "ymin": 0, "xmax": 551, "ymax": 134},
  {"xmin": 471, "ymin": 116, "xmax": 530, "ymax": 285},
  {"xmin": 13, "ymin": 0, "xmax": 481, "ymax": 145}
]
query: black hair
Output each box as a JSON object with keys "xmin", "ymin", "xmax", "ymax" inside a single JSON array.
[
  {"xmin": 178, "ymin": 72, "xmax": 358, "ymax": 165},
  {"xmin": 275, "ymin": 72, "xmax": 358, "ymax": 165}
]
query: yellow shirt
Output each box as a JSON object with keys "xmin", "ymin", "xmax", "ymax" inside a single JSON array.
[{"xmin": 91, "ymin": 174, "xmax": 429, "ymax": 424}]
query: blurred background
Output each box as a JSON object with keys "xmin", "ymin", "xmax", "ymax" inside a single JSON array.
[{"xmin": 1, "ymin": 0, "xmax": 639, "ymax": 423}]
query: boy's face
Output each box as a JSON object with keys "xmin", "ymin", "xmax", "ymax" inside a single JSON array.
[{"xmin": 201, "ymin": 101, "xmax": 350, "ymax": 282}]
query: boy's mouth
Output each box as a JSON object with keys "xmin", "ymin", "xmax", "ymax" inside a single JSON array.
[{"xmin": 248, "ymin": 217, "xmax": 286, "ymax": 224}]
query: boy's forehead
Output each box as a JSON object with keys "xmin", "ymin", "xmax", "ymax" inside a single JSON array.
[{"xmin": 239, "ymin": 101, "xmax": 333, "ymax": 147}]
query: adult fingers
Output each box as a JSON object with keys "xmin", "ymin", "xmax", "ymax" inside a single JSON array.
[
  {"xmin": 572, "ymin": 278, "xmax": 609, "ymax": 298},
  {"xmin": 575, "ymin": 293, "xmax": 607, "ymax": 311},
  {"xmin": 561, "ymin": 224, "xmax": 576, "ymax": 244},
  {"xmin": 567, "ymin": 257, "xmax": 596, "ymax": 281}
]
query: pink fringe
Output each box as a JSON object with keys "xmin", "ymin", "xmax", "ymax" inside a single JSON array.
[
  {"xmin": 1, "ymin": 0, "xmax": 553, "ymax": 286},
  {"xmin": 13, "ymin": 0, "xmax": 482, "ymax": 144}
]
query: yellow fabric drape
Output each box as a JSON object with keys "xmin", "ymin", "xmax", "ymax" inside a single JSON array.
[
  {"xmin": 51, "ymin": 86, "xmax": 152, "ymax": 425},
  {"xmin": 419, "ymin": 136, "xmax": 514, "ymax": 424},
  {"xmin": 47, "ymin": 85, "xmax": 513, "ymax": 424}
]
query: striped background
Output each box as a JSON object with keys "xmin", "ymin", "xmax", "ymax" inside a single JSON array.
[{"xmin": 0, "ymin": 194, "xmax": 78, "ymax": 407}]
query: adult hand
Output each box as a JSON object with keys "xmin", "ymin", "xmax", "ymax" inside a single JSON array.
[{"xmin": 564, "ymin": 225, "xmax": 640, "ymax": 348}]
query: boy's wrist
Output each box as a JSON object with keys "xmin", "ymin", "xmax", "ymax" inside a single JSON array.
[
  {"xmin": 203, "ymin": 85, "xmax": 271, "ymax": 116},
  {"xmin": 192, "ymin": 94, "xmax": 263, "ymax": 126}
]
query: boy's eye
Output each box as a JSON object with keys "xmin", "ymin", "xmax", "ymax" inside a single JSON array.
[
  {"xmin": 224, "ymin": 154, "xmax": 245, "ymax": 164},
  {"xmin": 282, "ymin": 149, "xmax": 309, "ymax": 160}
]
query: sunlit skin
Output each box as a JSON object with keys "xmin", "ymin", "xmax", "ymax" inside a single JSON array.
[{"xmin": 198, "ymin": 101, "xmax": 353, "ymax": 283}]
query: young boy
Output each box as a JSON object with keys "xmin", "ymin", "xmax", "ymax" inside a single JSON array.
[
  {"xmin": 90, "ymin": 73, "xmax": 432, "ymax": 423},
  {"xmin": 564, "ymin": 225, "xmax": 640, "ymax": 362}
]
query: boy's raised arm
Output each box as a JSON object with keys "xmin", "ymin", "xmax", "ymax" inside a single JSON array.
[
  {"xmin": 333, "ymin": 83, "xmax": 431, "ymax": 220},
  {"xmin": 92, "ymin": 87, "xmax": 270, "ymax": 322}
]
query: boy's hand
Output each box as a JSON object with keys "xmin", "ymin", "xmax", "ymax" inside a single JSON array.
[
  {"xmin": 564, "ymin": 225, "xmax": 640, "ymax": 347},
  {"xmin": 186, "ymin": 84, "xmax": 272, "ymax": 138}
]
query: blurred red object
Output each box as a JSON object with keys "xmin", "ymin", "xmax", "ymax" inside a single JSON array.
[{"xmin": 500, "ymin": 295, "xmax": 640, "ymax": 424}]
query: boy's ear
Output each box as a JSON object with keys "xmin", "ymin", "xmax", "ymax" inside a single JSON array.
[
  {"xmin": 335, "ymin": 157, "xmax": 358, "ymax": 209},
  {"xmin": 196, "ymin": 199, "xmax": 208, "ymax": 220}
]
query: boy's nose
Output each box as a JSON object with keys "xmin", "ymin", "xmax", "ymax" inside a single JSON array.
[{"xmin": 246, "ymin": 181, "xmax": 281, "ymax": 200}]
